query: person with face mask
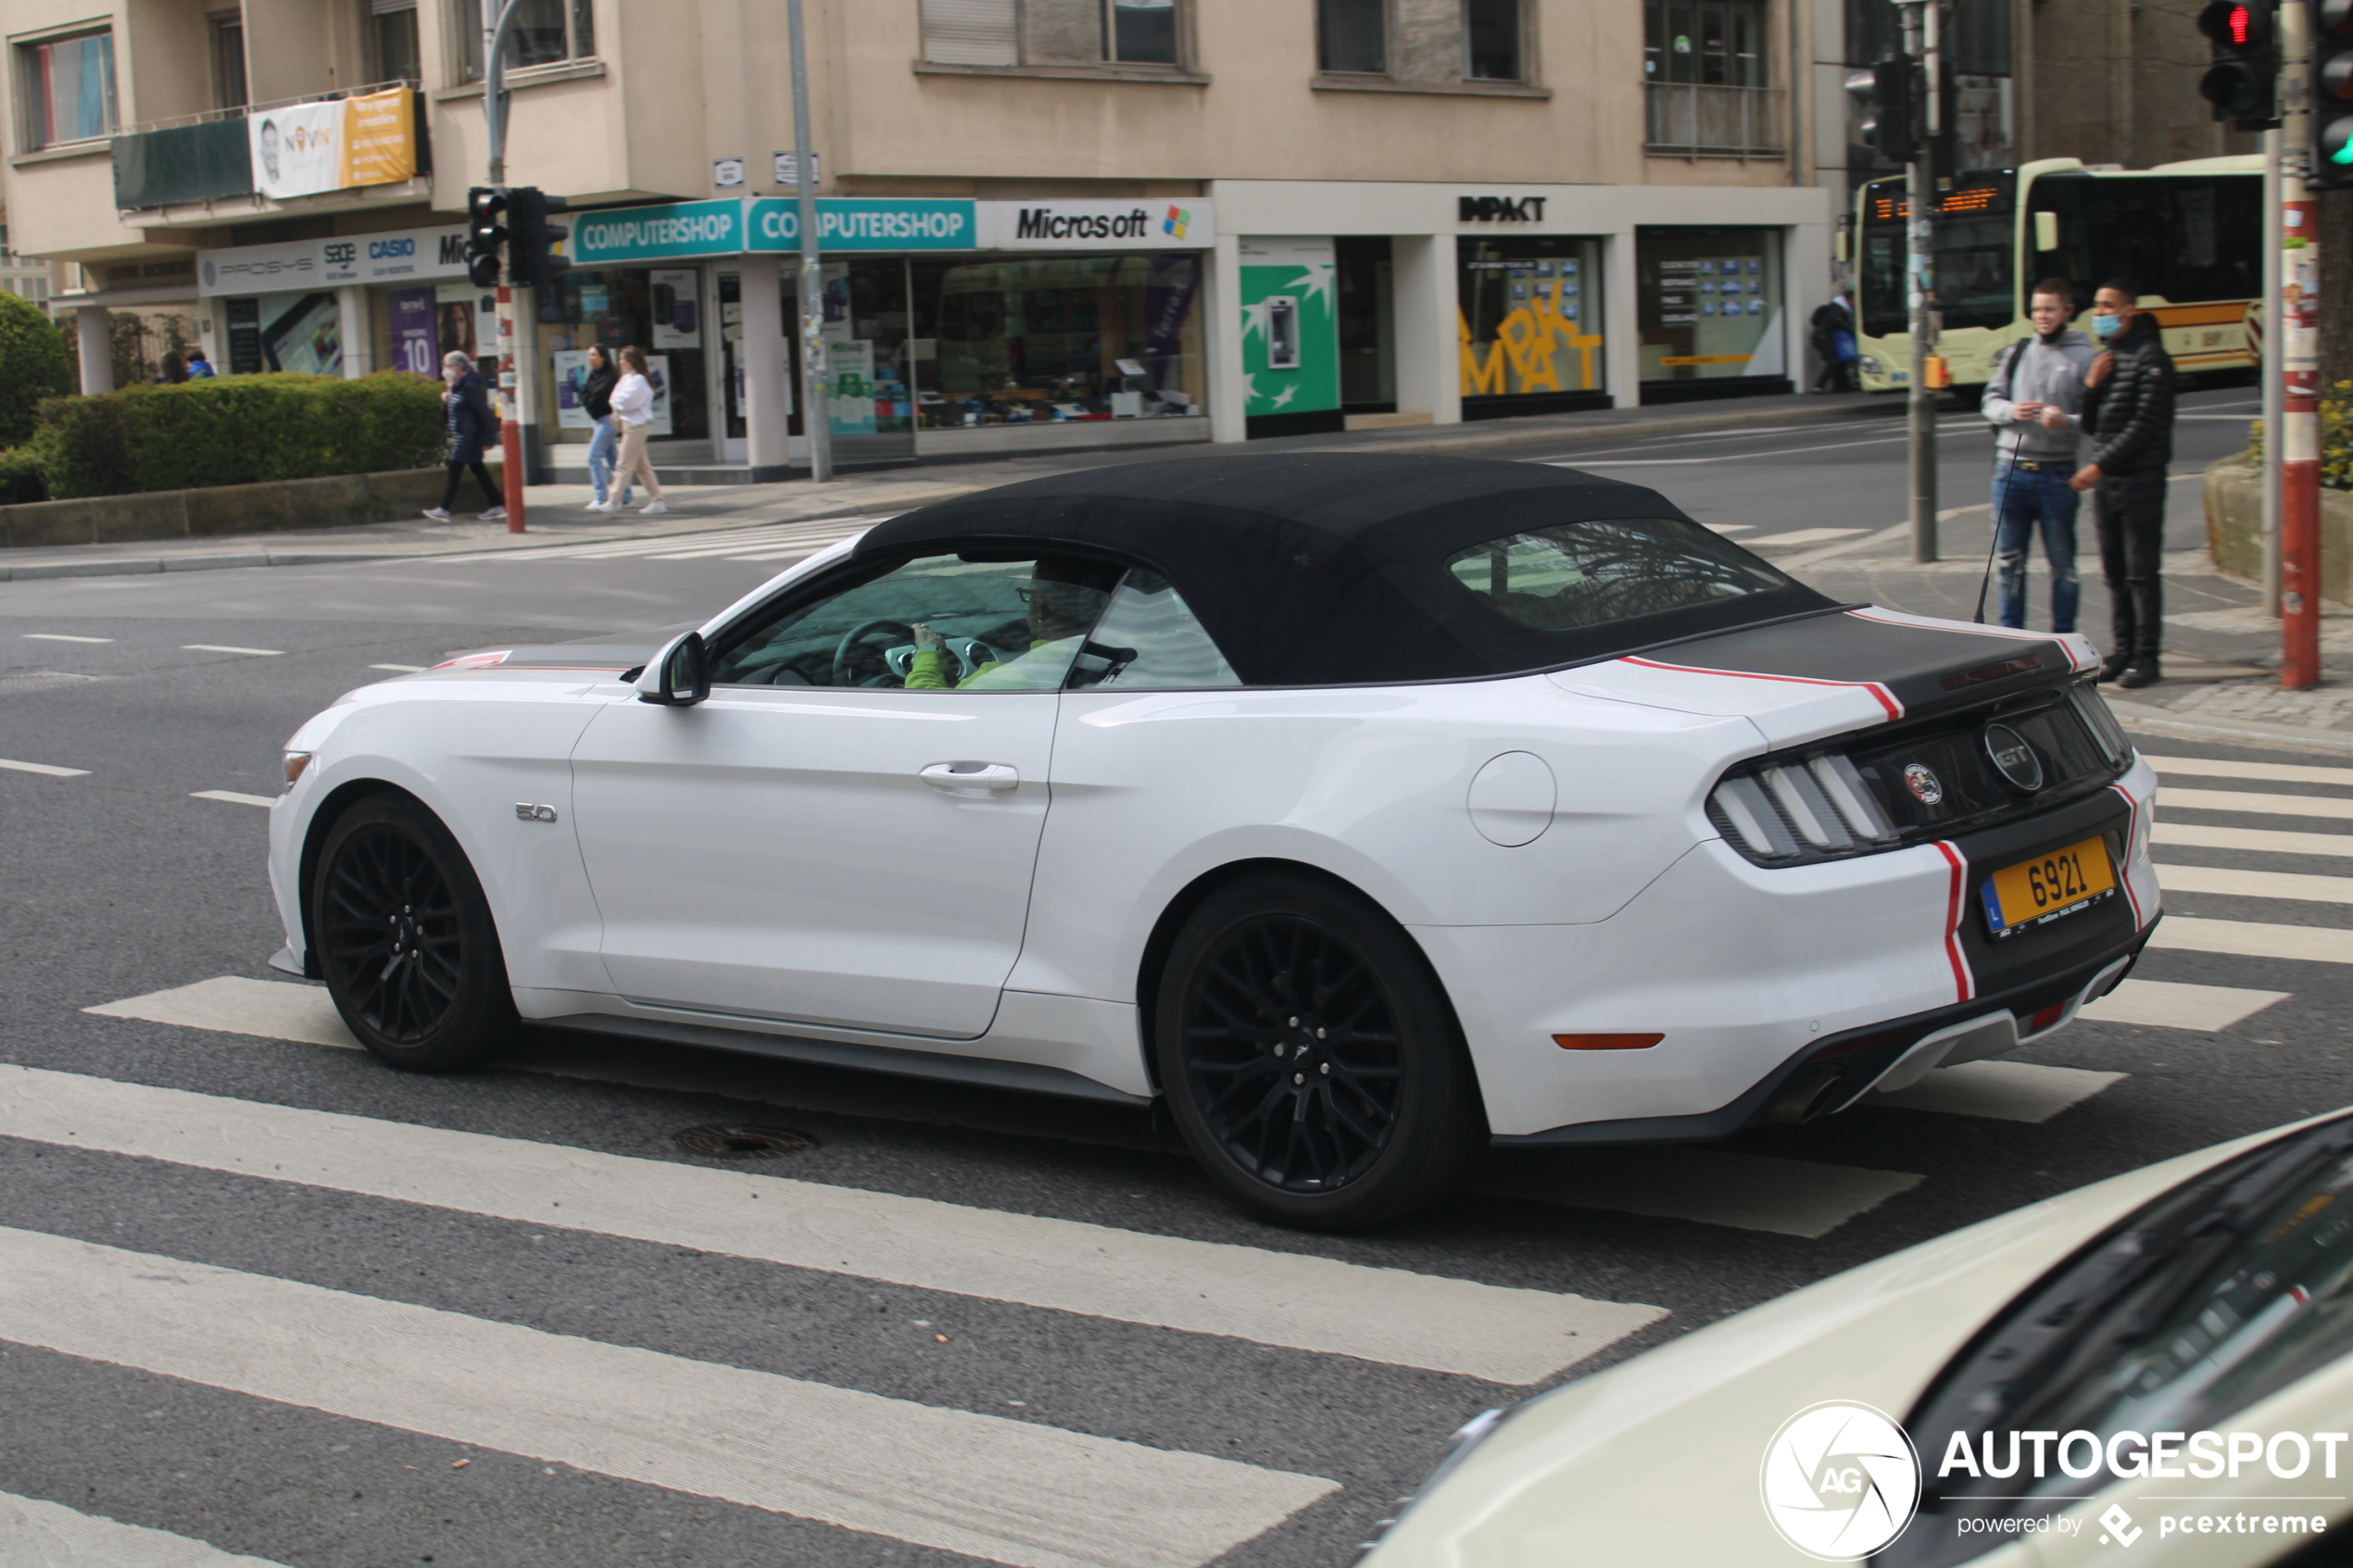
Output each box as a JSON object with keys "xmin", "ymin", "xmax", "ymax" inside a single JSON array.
[
  {"xmin": 2070, "ymin": 278, "xmax": 2176, "ymax": 688},
  {"xmin": 1981, "ymin": 279, "xmax": 2095, "ymax": 632}
]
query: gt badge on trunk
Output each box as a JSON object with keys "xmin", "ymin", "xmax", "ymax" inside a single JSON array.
[{"xmin": 1982, "ymin": 722, "xmax": 2045, "ymax": 793}]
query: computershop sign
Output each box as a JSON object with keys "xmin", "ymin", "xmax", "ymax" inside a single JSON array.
[{"xmin": 564, "ymin": 196, "xmax": 1215, "ymax": 263}]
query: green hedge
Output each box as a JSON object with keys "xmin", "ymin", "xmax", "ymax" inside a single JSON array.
[
  {"xmin": 31, "ymin": 372, "xmax": 447, "ymax": 499},
  {"xmin": 0, "ymin": 291, "xmax": 74, "ymax": 447},
  {"xmin": 0, "ymin": 446, "xmax": 45, "ymax": 505}
]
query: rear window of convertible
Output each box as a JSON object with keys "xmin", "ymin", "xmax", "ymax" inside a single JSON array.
[{"xmin": 1443, "ymin": 517, "xmax": 1794, "ymax": 632}]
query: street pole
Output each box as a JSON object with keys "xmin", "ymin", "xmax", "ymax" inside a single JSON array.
[
  {"xmin": 483, "ymin": 0, "xmax": 525, "ymax": 532},
  {"xmin": 787, "ymin": 0, "xmax": 832, "ymax": 483},
  {"xmin": 1899, "ymin": 0, "xmax": 1938, "ymax": 561},
  {"xmin": 2282, "ymin": 0, "xmax": 2322, "ymax": 688},
  {"xmin": 2263, "ymin": 126, "xmax": 2284, "ymax": 617}
]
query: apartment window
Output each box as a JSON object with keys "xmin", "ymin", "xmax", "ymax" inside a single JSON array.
[
  {"xmin": 19, "ymin": 29, "xmax": 117, "ymax": 149},
  {"xmin": 1104, "ymin": 0, "xmax": 1176, "ymax": 64},
  {"xmin": 210, "ymin": 16, "xmax": 247, "ymax": 109},
  {"xmin": 1463, "ymin": 0, "xmax": 1521, "ymax": 81},
  {"xmin": 371, "ymin": 0, "xmax": 422, "ymax": 85},
  {"xmin": 1645, "ymin": 1, "xmax": 1764, "ymax": 87},
  {"xmin": 457, "ymin": 0, "xmax": 594, "ymax": 79},
  {"xmin": 1318, "ymin": 0, "xmax": 1386, "ymax": 73},
  {"xmin": 920, "ymin": 0, "xmax": 1019, "ymax": 66}
]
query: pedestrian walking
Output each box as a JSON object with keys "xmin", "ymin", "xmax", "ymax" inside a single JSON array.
[
  {"xmin": 1980, "ymin": 279, "xmax": 2095, "ymax": 633},
  {"xmin": 608, "ymin": 345, "xmax": 667, "ymax": 515},
  {"xmin": 2070, "ymin": 279, "xmax": 2176, "ymax": 688},
  {"xmin": 422, "ymin": 350, "xmax": 507, "ymax": 523},
  {"xmin": 578, "ymin": 345, "xmax": 627, "ymax": 512},
  {"xmin": 157, "ymin": 351, "xmax": 189, "ymax": 383},
  {"xmin": 1809, "ymin": 294, "xmax": 1857, "ymax": 394},
  {"xmin": 183, "ymin": 346, "xmax": 215, "ymax": 379}
]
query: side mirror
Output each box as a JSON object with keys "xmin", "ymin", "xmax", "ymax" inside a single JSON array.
[{"xmin": 636, "ymin": 631, "xmax": 710, "ymax": 706}]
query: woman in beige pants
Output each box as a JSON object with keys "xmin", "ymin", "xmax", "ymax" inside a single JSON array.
[{"xmin": 609, "ymin": 345, "xmax": 667, "ymax": 513}]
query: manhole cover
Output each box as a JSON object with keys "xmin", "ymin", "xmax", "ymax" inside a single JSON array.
[{"xmin": 672, "ymin": 1123, "xmax": 819, "ymax": 1159}]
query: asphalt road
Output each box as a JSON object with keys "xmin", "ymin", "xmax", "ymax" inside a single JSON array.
[{"xmin": 4, "ymin": 391, "xmax": 2348, "ymax": 1568}]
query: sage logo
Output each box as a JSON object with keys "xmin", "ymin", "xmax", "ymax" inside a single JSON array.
[
  {"xmin": 324, "ymin": 242, "xmax": 357, "ymax": 266},
  {"xmin": 1761, "ymin": 1402, "xmax": 1921, "ymax": 1560}
]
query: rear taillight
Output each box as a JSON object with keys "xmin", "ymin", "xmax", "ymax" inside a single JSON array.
[{"xmin": 1708, "ymin": 751, "xmax": 1900, "ymax": 866}]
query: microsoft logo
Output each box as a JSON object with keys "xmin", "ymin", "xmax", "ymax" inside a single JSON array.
[{"xmin": 1163, "ymin": 206, "xmax": 1190, "ymax": 239}]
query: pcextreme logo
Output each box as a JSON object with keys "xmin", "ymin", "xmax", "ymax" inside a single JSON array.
[{"xmin": 1760, "ymin": 1402, "xmax": 1922, "ymax": 1561}]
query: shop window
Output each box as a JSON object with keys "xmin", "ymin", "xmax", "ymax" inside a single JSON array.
[
  {"xmin": 1635, "ymin": 226, "xmax": 1788, "ymax": 402},
  {"xmin": 1104, "ymin": 0, "xmax": 1178, "ymax": 64},
  {"xmin": 19, "ymin": 30, "xmax": 117, "ymax": 151},
  {"xmin": 1318, "ymin": 0, "xmax": 1386, "ymax": 73},
  {"xmin": 371, "ymin": 0, "xmax": 422, "ymax": 86},
  {"xmin": 456, "ymin": 0, "xmax": 594, "ymax": 79},
  {"xmin": 1462, "ymin": 0, "xmax": 1522, "ymax": 82},
  {"xmin": 535, "ymin": 268, "xmax": 709, "ymax": 445},
  {"xmin": 1336, "ymin": 236, "xmax": 1395, "ymax": 410},
  {"xmin": 211, "ymin": 16, "xmax": 247, "ymax": 110},
  {"xmin": 1457, "ymin": 237, "xmax": 1606, "ymax": 419},
  {"xmin": 1643, "ymin": 1, "xmax": 1763, "ymax": 87},
  {"xmin": 911, "ymin": 252, "xmax": 1202, "ymax": 429}
]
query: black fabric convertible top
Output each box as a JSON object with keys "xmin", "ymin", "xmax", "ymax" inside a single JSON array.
[{"xmin": 853, "ymin": 453, "xmax": 1837, "ymax": 686}]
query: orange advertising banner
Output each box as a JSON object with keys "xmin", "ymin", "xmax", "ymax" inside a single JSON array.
[{"xmin": 340, "ymin": 87, "xmax": 416, "ymax": 188}]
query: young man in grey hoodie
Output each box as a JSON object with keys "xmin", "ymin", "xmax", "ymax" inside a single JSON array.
[{"xmin": 1979, "ymin": 279, "xmax": 2097, "ymax": 632}]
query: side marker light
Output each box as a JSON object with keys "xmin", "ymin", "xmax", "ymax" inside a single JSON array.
[{"xmin": 1553, "ymin": 1033, "xmax": 1665, "ymax": 1051}]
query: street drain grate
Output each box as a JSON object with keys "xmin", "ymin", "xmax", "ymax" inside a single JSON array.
[{"xmin": 673, "ymin": 1124, "xmax": 819, "ymax": 1159}]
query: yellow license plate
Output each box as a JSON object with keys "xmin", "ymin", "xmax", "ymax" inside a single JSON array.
[{"xmin": 1982, "ymin": 836, "xmax": 2120, "ymax": 940}]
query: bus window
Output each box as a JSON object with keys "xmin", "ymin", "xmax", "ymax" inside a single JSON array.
[
  {"xmin": 1857, "ymin": 173, "xmax": 2015, "ymax": 338},
  {"xmin": 2027, "ymin": 172, "xmax": 2261, "ymax": 307}
]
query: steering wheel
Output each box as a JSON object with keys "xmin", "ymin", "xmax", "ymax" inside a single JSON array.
[{"xmin": 833, "ymin": 619, "xmax": 916, "ymax": 685}]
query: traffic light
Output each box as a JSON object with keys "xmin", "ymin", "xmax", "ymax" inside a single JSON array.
[
  {"xmin": 2316, "ymin": 0, "xmax": 2353, "ymax": 185},
  {"xmin": 1868, "ymin": 54, "xmax": 1918, "ymax": 167},
  {"xmin": 2198, "ymin": 1, "xmax": 2281, "ymax": 131},
  {"xmin": 464, "ymin": 187, "xmax": 508, "ymax": 288},
  {"xmin": 507, "ymin": 187, "xmax": 571, "ymax": 290}
]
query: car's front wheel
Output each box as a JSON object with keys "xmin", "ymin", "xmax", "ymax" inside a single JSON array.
[
  {"xmin": 1154, "ymin": 872, "xmax": 1483, "ymax": 1231},
  {"xmin": 310, "ymin": 793, "xmax": 515, "ymax": 1071}
]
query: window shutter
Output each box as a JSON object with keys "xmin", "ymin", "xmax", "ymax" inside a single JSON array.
[{"xmin": 922, "ymin": 0, "xmax": 1019, "ymax": 66}]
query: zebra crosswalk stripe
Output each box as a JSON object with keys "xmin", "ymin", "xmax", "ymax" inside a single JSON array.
[
  {"xmin": 2144, "ymin": 754, "xmax": 2353, "ymax": 787},
  {"xmin": 2149, "ymin": 917, "xmax": 2353, "ymax": 965},
  {"xmin": 0, "ymin": 1063, "xmax": 1656, "ymax": 1385},
  {"xmin": 2154, "ymin": 821, "xmax": 2353, "ymax": 859},
  {"xmin": 0, "ymin": 1488, "xmax": 289, "ymax": 1567},
  {"xmin": 0, "ymin": 1224, "xmax": 1336, "ymax": 1568},
  {"xmin": 2158, "ymin": 786, "xmax": 2353, "ymax": 822},
  {"xmin": 2152, "ymin": 861, "xmax": 2353, "ymax": 905}
]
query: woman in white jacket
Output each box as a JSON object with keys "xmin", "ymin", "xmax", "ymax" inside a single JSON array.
[{"xmin": 609, "ymin": 346, "xmax": 667, "ymax": 514}]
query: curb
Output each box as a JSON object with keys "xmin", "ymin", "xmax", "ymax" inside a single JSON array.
[
  {"xmin": 2109, "ymin": 698, "xmax": 2353, "ymax": 756},
  {"xmin": 1302, "ymin": 395, "xmax": 1903, "ymax": 458},
  {"xmin": 0, "ymin": 550, "xmax": 411, "ymax": 581}
]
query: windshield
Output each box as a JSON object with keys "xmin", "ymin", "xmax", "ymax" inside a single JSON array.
[
  {"xmin": 1886, "ymin": 1117, "xmax": 2353, "ymax": 1566},
  {"xmin": 1858, "ymin": 173, "xmax": 2018, "ymax": 340}
]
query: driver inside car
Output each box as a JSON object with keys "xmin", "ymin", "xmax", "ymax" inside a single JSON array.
[{"xmin": 903, "ymin": 557, "xmax": 1109, "ymax": 690}]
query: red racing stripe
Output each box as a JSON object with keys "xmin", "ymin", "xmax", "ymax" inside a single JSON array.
[
  {"xmin": 1931, "ymin": 840, "xmax": 1975, "ymax": 1002},
  {"xmin": 1617, "ymin": 655, "xmax": 1904, "ymax": 721},
  {"xmin": 2108, "ymin": 782, "xmax": 2147, "ymax": 927}
]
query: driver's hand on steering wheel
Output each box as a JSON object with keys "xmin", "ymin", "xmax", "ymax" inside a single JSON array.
[{"xmin": 911, "ymin": 622, "xmax": 944, "ymax": 650}]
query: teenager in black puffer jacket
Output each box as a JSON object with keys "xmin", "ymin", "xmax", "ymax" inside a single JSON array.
[{"xmin": 2070, "ymin": 279, "xmax": 2176, "ymax": 687}]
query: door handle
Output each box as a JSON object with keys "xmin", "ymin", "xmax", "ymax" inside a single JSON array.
[{"xmin": 920, "ymin": 761, "xmax": 1020, "ymax": 794}]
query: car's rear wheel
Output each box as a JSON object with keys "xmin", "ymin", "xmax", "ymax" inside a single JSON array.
[
  {"xmin": 311, "ymin": 793, "xmax": 515, "ymax": 1071},
  {"xmin": 1154, "ymin": 872, "xmax": 1483, "ymax": 1231}
]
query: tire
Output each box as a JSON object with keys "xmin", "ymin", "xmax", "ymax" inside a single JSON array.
[
  {"xmin": 1153, "ymin": 872, "xmax": 1484, "ymax": 1231},
  {"xmin": 309, "ymin": 793, "xmax": 516, "ymax": 1072}
]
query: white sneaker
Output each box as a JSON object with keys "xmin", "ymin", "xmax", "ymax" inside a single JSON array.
[
  {"xmin": 640, "ymin": 499, "xmax": 668, "ymax": 514},
  {"xmin": 422, "ymin": 507, "xmax": 451, "ymax": 521},
  {"xmin": 479, "ymin": 506, "xmax": 508, "ymax": 521},
  {"xmin": 585, "ymin": 499, "xmax": 612, "ymax": 512}
]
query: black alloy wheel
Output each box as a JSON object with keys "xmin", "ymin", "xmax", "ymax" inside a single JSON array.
[
  {"xmin": 312, "ymin": 793, "xmax": 515, "ymax": 1071},
  {"xmin": 1155, "ymin": 872, "xmax": 1483, "ymax": 1231}
]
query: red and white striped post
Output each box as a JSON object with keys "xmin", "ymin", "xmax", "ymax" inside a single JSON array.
[
  {"xmin": 496, "ymin": 282, "xmax": 525, "ymax": 533},
  {"xmin": 2282, "ymin": 0, "xmax": 2320, "ymax": 687}
]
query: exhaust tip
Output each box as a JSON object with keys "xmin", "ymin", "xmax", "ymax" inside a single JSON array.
[{"xmin": 1765, "ymin": 1065, "xmax": 1847, "ymax": 1124}]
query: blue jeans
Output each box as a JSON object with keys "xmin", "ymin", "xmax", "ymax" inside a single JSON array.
[
  {"xmin": 587, "ymin": 415, "xmax": 623, "ymax": 504},
  {"xmin": 1991, "ymin": 463, "xmax": 2081, "ymax": 633}
]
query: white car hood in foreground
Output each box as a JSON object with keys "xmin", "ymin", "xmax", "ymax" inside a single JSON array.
[{"xmin": 1365, "ymin": 1120, "xmax": 2330, "ymax": 1566}]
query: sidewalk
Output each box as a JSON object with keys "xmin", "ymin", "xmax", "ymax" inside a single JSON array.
[{"xmin": 0, "ymin": 390, "xmax": 1899, "ymax": 582}]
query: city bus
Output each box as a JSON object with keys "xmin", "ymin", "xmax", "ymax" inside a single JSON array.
[{"xmin": 1853, "ymin": 154, "xmax": 2263, "ymax": 395}]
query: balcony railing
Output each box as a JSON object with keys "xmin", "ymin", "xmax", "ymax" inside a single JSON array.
[
  {"xmin": 1644, "ymin": 82, "xmax": 1784, "ymax": 160},
  {"xmin": 110, "ymin": 83, "xmax": 429, "ymax": 212}
]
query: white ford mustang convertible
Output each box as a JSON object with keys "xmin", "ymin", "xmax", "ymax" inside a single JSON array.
[{"xmin": 268, "ymin": 454, "xmax": 2160, "ymax": 1229}]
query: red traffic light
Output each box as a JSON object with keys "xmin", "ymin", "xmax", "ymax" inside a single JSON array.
[
  {"xmin": 2322, "ymin": 0, "xmax": 2353, "ymax": 36},
  {"xmin": 2200, "ymin": 0, "xmax": 2273, "ymax": 45}
]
